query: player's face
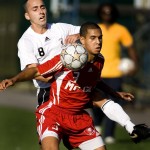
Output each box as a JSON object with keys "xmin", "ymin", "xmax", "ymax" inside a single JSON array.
[
  {"xmin": 25, "ymin": 0, "xmax": 47, "ymax": 29},
  {"xmin": 81, "ymin": 28, "xmax": 102, "ymax": 56}
]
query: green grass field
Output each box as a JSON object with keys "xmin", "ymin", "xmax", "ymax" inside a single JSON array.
[{"xmin": 0, "ymin": 105, "xmax": 149, "ymax": 150}]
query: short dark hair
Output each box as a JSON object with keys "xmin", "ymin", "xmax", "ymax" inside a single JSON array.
[
  {"xmin": 80, "ymin": 22, "xmax": 101, "ymax": 37},
  {"xmin": 22, "ymin": 0, "xmax": 46, "ymax": 12},
  {"xmin": 22, "ymin": 0, "xmax": 28, "ymax": 12}
]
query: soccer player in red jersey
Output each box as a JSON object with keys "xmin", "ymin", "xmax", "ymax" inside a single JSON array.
[{"xmin": 0, "ymin": 22, "xmax": 149, "ymax": 150}]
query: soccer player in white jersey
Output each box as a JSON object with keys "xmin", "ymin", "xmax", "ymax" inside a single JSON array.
[
  {"xmin": 18, "ymin": 0, "xmax": 80, "ymax": 106},
  {"xmin": 1, "ymin": 22, "xmax": 149, "ymax": 150}
]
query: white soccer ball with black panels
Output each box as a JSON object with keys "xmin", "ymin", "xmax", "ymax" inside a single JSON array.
[
  {"xmin": 60, "ymin": 43, "xmax": 88, "ymax": 71},
  {"xmin": 119, "ymin": 58, "xmax": 135, "ymax": 75}
]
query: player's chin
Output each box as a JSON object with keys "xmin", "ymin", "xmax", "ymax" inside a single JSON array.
[
  {"xmin": 40, "ymin": 21, "xmax": 47, "ymax": 26},
  {"xmin": 93, "ymin": 49, "xmax": 101, "ymax": 54}
]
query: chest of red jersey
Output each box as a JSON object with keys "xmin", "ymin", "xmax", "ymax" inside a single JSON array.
[
  {"xmin": 76, "ymin": 61, "xmax": 103, "ymax": 89},
  {"xmin": 48, "ymin": 54, "xmax": 104, "ymax": 111}
]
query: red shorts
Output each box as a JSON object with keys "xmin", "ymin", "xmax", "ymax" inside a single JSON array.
[{"xmin": 36, "ymin": 102, "xmax": 100, "ymax": 149}]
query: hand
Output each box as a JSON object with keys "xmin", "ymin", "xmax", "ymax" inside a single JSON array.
[
  {"xmin": 0, "ymin": 79, "xmax": 14, "ymax": 91},
  {"xmin": 35, "ymin": 75, "xmax": 53, "ymax": 83},
  {"xmin": 117, "ymin": 92, "xmax": 134, "ymax": 101},
  {"xmin": 130, "ymin": 124, "xmax": 150, "ymax": 143},
  {"xmin": 64, "ymin": 34, "xmax": 80, "ymax": 44}
]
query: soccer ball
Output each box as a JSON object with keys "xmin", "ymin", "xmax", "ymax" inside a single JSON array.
[
  {"xmin": 60, "ymin": 43, "xmax": 88, "ymax": 71},
  {"xmin": 119, "ymin": 58, "xmax": 135, "ymax": 75}
]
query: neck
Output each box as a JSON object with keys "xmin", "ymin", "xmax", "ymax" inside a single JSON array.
[
  {"xmin": 88, "ymin": 54, "xmax": 96, "ymax": 62},
  {"xmin": 31, "ymin": 24, "xmax": 47, "ymax": 34}
]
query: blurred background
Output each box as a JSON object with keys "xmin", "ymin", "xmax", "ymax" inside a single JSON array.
[
  {"xmin": 0, "ymin": 0, "xmax": 150, "ymax": 106},
  {"xmin": 0, "ymin": 0, "xmax": 150, "ymax": 149}
]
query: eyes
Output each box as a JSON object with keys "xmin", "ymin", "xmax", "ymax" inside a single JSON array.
[
  {"xmin": 90, "ymin": 35, "xmax": 102, "ymax": 41},
  {"xmin": 32, "ymin": 5, "xmax": 46, "ymax": 11}
]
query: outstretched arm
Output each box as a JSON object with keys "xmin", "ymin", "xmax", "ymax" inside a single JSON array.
[
  {"xmin": 0, "ymin": 67, "xmax": 40, "ymax": 91},
  {"xmin": 26, "ymin": 63, "xmax": 53, "ymax": 83},
  {"xmin": 96, "ymin": 79, "xmax": 134, "ymax": 101}
]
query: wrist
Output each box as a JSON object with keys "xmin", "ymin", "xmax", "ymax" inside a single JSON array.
[{"xmin": 11, "ymin": 77, "xmax": 18, "ymax": 85}]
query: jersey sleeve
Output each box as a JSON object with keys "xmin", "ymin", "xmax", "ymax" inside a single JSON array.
[
  {"xmin": 120, "ymin": 26, "xmax": 133, "ymax": 47},
  {"xmin": 57, "ymin": 23, "xmax": 80, "ymax": 36},
  {"xmin": 37, "ymin": 55, "xmax": 63, "ymax": 76},
  {"xmin": 18, "ymin": 38, "xmax": 38, "ymax": 70}
]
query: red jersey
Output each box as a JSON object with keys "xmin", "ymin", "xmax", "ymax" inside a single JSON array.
[{"xmin": 37, "ymin": 54, "xmax": 104, "ymax": 112}]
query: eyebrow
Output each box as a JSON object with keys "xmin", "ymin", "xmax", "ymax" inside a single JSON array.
[
  {"xmin": 32, "ymin": 4, "xmax": 45, "ymax": 9},
  {"xmin": 90, "ymin": 34, "xmax": 102, "ymax": 37},
  {"xmin": 32, "ymin": 6, "xmax": 38, "ymax": 9}
]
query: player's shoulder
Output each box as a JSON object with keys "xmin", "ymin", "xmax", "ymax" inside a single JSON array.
[
  {"xmin": 19, "ymin": 26, "xmax": 34, "ymax": 41},
  {"xmin": 50, "ymin": 22, "xmax": 75, "ymax": 29},
  {"xmin": 97, "ymin": 53, "xmax": 104, "ymax": 60},
  {"xmin": 22, "ymin": 26, "xmax": 34, "ymax": 36},
  {"xmin": 18, "ymin": 26, "xmax": 42, "ymax": 45},
  {"xmin": 47, "ymin": 22, "xmax": 66, "ymax": 33}
]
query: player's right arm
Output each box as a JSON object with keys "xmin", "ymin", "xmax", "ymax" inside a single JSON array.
[
  {"xmin": 56, "ymin": 23, "xmax": 80, "ymax": 44},
  {"xmin": 0, "ymin": 67, "xmax": 40, "ymax": 91},
  {"xmin": 26, "ymin": 63, "xmax": 53, "ymax": 83},
  {"xmin": 0, "ymin": 55, "xmax": 62, "ymax": 91}
]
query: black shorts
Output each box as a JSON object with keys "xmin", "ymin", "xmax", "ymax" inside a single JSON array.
[{"xmin": 37, "ymin": 87, "xmax": 50, "ymax": 106}]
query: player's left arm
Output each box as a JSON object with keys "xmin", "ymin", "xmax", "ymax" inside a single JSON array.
[
  {"xmin": 59, "ymin": 23, "xmax": 80, "ymax": 44},
  {"xmin": 96, "ymin": 79, "xmax": 134, "ymax": 101}
]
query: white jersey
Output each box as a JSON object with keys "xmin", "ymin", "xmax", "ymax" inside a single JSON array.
[{"xmin": 18, "ymin": 23, "xmax": 80, "ymax": 89}]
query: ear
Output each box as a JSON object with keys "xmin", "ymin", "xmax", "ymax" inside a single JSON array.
[
  {"xmin": 80, "ymin": 36, "xmax": 85, "ymax": 45},
  {"xmin": 25, "ymin": 13, "xmax": 30, "ymax": 20}
]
